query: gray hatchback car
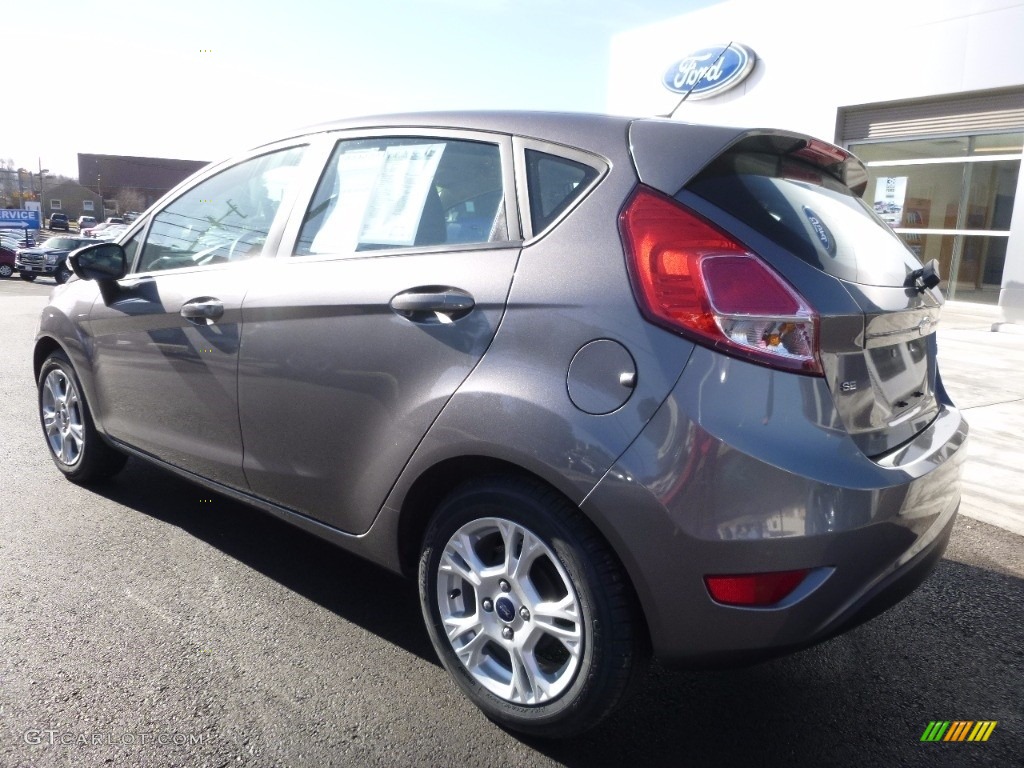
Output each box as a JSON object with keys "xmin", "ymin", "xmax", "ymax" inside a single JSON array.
[{"xmin": 35, "ymin": 112, "xmax": 967, "ymax": 737}]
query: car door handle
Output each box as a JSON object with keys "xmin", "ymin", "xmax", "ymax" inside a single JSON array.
[
  {"xmin": 390, "ymin": 288, "xmax": 475, "ymax": 321},
  {"xmin": 180, "ymin": 299, "xmax": 224, "ymax": 324}
]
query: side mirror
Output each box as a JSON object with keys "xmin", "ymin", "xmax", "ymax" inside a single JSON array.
[{"xmin": 69, "ymin": 242, "xmax": 128, "ymax": 282}]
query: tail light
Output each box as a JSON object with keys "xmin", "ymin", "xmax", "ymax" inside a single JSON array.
[{"xmin": 619, "ymin": 186, "xmax": 822, "ymax": 375}]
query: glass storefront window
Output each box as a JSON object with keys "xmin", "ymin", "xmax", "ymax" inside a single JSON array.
[
  {"xmin": 895, "ymin": 233, "xmax": 1008, "ymax": 303},
  {"xmin": 854, "ymin": 132, "xmax": 1023, "ymax": 162},
  {"xmin": 854, "ymin": 136, "xmax": 971, "ymax": 163},
  {"xmin": 850, "ymin": 133, "xmax": 1022, "ymax": 303}
]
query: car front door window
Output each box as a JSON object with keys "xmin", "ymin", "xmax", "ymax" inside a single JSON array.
[{"xmin": 138, "ymin": 146, "xmax": 305, "ymax": 273}]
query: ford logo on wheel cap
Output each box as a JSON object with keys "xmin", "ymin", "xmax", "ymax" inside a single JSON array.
[
  {"xmin": 495, "ymin": 596, "xmax": 516, "ymax": 623},
  {"xmin": 663, "ymin": 43, "xmax": 757, "ymax": 99}
]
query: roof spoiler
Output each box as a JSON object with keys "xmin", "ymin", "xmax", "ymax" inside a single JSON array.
[{"xmin": 629, "ymin": 120, "xmax": 869, "ymax": 197}]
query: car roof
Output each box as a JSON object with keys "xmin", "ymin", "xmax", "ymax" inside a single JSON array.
[
  {"xmin": 259, "ymin": 110, "xmax": 849, "ymax": 177},
  {"xmin": 267, "ymin": 110, "xmax": 637, "ymax": 152}
]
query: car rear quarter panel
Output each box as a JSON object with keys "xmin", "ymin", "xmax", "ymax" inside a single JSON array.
[{"xmin": 581, "ymin": 345, "xmax": 967, "ymax": 661}]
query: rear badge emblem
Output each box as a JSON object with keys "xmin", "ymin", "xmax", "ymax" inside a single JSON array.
[{"xmin": 803, "ymin": 207, "xmax": 837, "ymax": 258}]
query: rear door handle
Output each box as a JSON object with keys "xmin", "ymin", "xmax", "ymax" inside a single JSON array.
[
  {"xmin": 181, "ymin": 299, "xmax": 224, "ymax": 324},
  {"xmin": 390, "ymin": 288, "xmax": 475, "ymax": 321}
]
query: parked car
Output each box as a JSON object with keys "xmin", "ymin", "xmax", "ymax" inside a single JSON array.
[
  {"xmin": 48, "ymin": 213, "xmax": 70, "ymax": 231},
  {"xmin": 0, "ymin": 230, "xmax": 35, "ymax": 249},
  {"xmin": 81, "ymin": 223, "xmax": 109, "ymax": 237},
  {"xmin": 34, "ymin": 112, "xmax": 967, "ymax": 738},
  {"xmin": 93, "ymin": 224, "xmax": 128, "ymax": 241},
  {"xmin": 16, "ymin": 235, "xmax": 96, "ymax": 284},
  {"xmin": 76, "ymin": 215, "xmax": 97, "ymax": 231},
  {"xmin": 83, "ymin": 218, "xmax": 128, "ymax": 237},
  {"xmin": 0, "ymin": 242, "xmax": 15, "ymax": 278}
]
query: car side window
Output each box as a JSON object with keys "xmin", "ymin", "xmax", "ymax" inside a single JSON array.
[
  {"xmin": 137, "ymin": 146, "xmax": 305, "ymax": 273},
  {"xmin": 295, "ymin": 137, "xmax": 506, "ymax": 256},
  {"xmin": 524, "ymin": 149, "xmax": 599, "ymax": 233}
]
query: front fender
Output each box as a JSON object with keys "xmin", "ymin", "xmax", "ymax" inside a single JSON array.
[{"xmin": 35, "ymin": 284, "xmax": 102, "ymax": 430}]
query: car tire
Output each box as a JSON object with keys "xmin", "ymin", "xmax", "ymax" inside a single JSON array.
[
  {"xmin": 55, "ymin": 265, "xmax": 73, "ymax": 285},
  {"xmin": 0, "ymin": 264, "xmax": 12, "ymax": 278},
  {"xmin": 38, "ymin": 351, "xmax": 127, "ymax": 484},
  {"xmin": 418, "ymin": 475, "xmax": 645, "ymax": 738},
  {"xmin": 20, "ymin": 273, "xmax": 36, "ymax": 282}
]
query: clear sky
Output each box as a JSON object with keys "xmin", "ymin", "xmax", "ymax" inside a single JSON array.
[{"xmin": 6, "ymin": 0, "xmax": 721, "ymax": 180}]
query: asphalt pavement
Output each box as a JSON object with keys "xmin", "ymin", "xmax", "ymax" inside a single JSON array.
[{"xmin": 0, "ymin": 280, "xmax": 1021, "ymax": 767}]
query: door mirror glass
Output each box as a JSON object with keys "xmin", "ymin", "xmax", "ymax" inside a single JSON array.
[{"xmin": 70, "ymin": 242, "xmax": 128, "ymax": 281}]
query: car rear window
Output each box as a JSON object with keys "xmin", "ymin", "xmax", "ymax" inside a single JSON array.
[{"xmin": 686, "ymin": 150, "xmax": 922, "ymax": 286}]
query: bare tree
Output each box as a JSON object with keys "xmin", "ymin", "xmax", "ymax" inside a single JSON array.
[
  {"xmin": 0, "ymin": 159, "xmax": 15, "ymax": 204},
  {"xmin": 114, "ymin": 187, "xmax": 145, "ymax": 215}
]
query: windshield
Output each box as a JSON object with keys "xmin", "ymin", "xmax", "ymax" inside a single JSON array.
[{"xmin": 42, "ymin": 237, "xmax": 87, "ymax": 249}]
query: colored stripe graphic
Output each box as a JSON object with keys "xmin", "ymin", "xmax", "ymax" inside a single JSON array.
[
  {"xmin": 969, "ymin": 722, "xmax": 997, "ymax": 742},
  {"xmin": 920, "ymin": 721, "xmax": 996, "ymax": 742},
  {"xmin": 944, "ymin": 721, "xmax": 972, "ymax": 741}
]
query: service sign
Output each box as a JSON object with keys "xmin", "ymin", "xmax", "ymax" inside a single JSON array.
[
  {"xmin": 0, "ymin": 209, "xmax": 41, "ymax": 229},
  {"xmin": 663, "ymin": 43, "xmax": 756, "ymax": 100}
]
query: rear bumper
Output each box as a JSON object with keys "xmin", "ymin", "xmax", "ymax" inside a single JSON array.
[
  {"xmin": 821, "ymin": 504, "xmax": 955, "ymax": 641},
  {"xmin": 582, "ymin": 347, "xmax": 967, "ymax": 664}
]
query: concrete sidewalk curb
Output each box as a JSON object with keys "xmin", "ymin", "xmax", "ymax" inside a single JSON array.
[
  {"xmin": 992, "ymin": 321, "xmax": 1024, "ymax": 335},
  {"xmin": 938, "ymin": 301, "xmax": 1024, "ymax": 538}
]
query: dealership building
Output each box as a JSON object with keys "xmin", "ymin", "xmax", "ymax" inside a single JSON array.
[{"xmin": 608, "ymin": 0, "xmax": 1024, "ymax": 322}]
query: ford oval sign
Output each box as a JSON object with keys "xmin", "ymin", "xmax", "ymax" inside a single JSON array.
[{"xmin": 663, "ymin": 43, "xmax": 756, "ymax": 99}]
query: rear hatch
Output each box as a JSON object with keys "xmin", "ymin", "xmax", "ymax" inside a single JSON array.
[{"xmin": 628, "ymin": 121, "xmax": 944, "ymax": 458}]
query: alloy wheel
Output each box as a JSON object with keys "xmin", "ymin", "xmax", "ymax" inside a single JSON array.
[
  {"xmin": 435, "ymin": 516, "xmax": 583, "ymax": 705},
  {"xmin": 41, "ymin": 368, "xmax": 85, "ymax": 467}
]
